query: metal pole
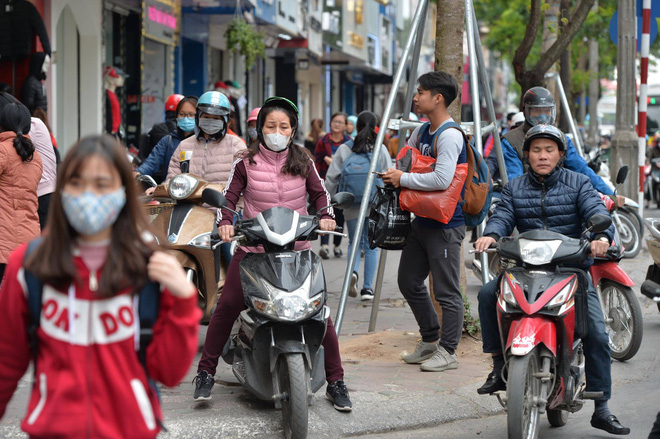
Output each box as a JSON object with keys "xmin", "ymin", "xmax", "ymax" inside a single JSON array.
[
  {"xmin": 470, "ymin": 2, "xmax": 507, "ymax": 185},
  {"xmin": 469, "ymin": 0, "xmax": 505, "ymax": 285},
  {"xmin": 465, "ymin": 0, "xmax": 489, "ymax": 286},
  {"xmin": 334, "ymin": 0, "xmax": 430, "ymax": 334},
  {"xmin": 368, "ymin": 2, "xmax": 428, "ymax": 333},
  {"xmin": 638, "ymin": 0, "xmax": 651, "ymax": 217},
  {"xmin": 548, "ymin": 72, "xmax": 585, "ymax": 157},
  {"xmin": 397, "ymin": 12, "xmax": 426, "ymax": 154}
]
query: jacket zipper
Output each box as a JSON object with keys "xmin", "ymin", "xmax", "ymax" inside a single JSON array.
[
  {"xmin": 89, "ymin": 270, "xmax": 98, "ymax": 291},
  {"xmin": 541, "ymin": 183, "xmax": 547, "ymax": 229},
  {"xmin": 202, "ymin": 140, "xmax": 209, "ymax": 176}
]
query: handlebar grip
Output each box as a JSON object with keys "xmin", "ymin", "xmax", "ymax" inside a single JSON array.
[{"xmin": 334, "ymin": 226, "xmax": 343, "ymax": 233}]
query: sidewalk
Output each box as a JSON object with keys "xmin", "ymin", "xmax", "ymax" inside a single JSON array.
[{"xmin": 161, "ymin": 237, "xmax": 502, "ymax": 438}]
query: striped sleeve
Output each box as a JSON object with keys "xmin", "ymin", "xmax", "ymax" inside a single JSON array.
[
  {"xmin": 307, "ymin": 158, "xmax": 334, "ymax": 219},
  {"xmin": 216, "ymin": 158, "xmax": 247, "ymax": 225}
]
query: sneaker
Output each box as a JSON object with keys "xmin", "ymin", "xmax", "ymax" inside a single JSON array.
[
  {"xmin": 420, "ymin": 345, "xmax": 458, "ymax": 372},
  {"xmin": 326, "ymin": 380, "xmax": 352, "ymax": 412},
  {"xmin": 349, "ymin": 272, "xmax": 358, "ymax": 297},
  {"xmin": 334, "ymin": 246, "xmax": 343, "ymax": 257},
  {"xmin": 400, "ymin": 340, "xmax": 439, "ymax": 364},
  {"xmin": 319, "ymin": 245, "xmax": 329, "ymax": 260},
  {"xmin": 192, "ymin": 370, "xmax": 214, "ymax": 401},
  {"xmin": 360, "ymin": 288, "xmax": 374, "ymax": 301}
]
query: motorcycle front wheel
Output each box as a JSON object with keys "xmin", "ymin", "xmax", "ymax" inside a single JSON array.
[
  {"xmin": 615, "ymin": 213, "xmax": 641, "ymax": 258},
  {"xmin": 278, "ymin": 353, "xmax": 309, "ymax": 439},
  {"xmin": 600, "ymin": 281, "xmax": 644, "ymax": 361},
  {"xmin": 507, "ymin": 350, "xmax": 542, "ymax": 439}
]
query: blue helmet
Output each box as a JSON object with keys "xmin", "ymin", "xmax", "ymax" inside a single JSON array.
[{"xmin": 196, "ymin": 91, "xmax": 231, "ymax": 140}]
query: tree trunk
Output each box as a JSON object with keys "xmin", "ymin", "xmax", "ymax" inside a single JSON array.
[
  {"xmin": 433, "ymin": 0, "xmax": 465, "ymax": 328},
  {"xmin": 588, "ymin": 37, "xmax": 600, "ymax": 145}
]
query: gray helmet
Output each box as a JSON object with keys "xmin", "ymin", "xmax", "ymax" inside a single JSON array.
[{"xmin": 523, "ymin": 124, "xmax": 566, "ymax": 152}]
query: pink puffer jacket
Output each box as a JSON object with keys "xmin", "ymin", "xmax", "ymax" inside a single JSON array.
[
  {"xmin": 0, "ymin": 132, "xmax": 42, "ymax": 264},
  {"xmin": 166, "ymin": 133, "xmax": 246, "ymax": 185}
]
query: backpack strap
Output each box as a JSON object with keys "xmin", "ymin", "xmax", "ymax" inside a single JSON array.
[
  {"xmin": 137, "ymin": 280, "xmax": 161, "ymax": 368},
  {"xmin": 24, "ymin": 238, "xmax": 44, "ymax": 363}
]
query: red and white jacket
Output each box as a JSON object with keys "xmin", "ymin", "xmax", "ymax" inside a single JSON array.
[{"xmin": 0, "ymin": 244, "xmax": 201, "ymax": 439}]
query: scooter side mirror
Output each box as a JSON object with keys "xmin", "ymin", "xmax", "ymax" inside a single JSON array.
[
  {"xmin": 136, "ymin": 174, "xmax": 157, "ymax": 188},
  {"xmin": 331, "ymin": 192, "xmax": 355, "ymax": 210},
  {"xmin": 588, "ymin": 214, "xmax": 612, "ymax": 233},
  {"xmin": 202, "ymin": 189, "xmax": 227, "ymax": 209},
  {"xmin": 616, "ymin": 166, "xmax": 629, "ymax": 185}
]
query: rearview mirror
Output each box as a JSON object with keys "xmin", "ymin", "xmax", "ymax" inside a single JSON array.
[
  {"xmin": 616, "ymin": 166, "xmax": 629, "ymax": 185},
  {"xmin": 588, "ymin": 214, "xmax": 612, "ymax": 233},
  {"xmin": 202, "ymin": 188, "xmax": 227, "ymax": 209},
  {"xmin": 331, "ymin": 192, "xmax": 355, "ymax": 209}
]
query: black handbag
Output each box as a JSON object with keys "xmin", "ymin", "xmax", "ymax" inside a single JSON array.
[{"xmin": 368, "ymin": 185, "xmax": 410, "ymax": 250}]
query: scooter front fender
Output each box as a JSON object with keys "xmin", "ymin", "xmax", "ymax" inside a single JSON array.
[
  {"xmin": 506, "ymin": 316, "xmax": 557, "ymax": 357},
  {"xmin": 590, "ymin": 262, "xmax": 635, "ymax": 287}
]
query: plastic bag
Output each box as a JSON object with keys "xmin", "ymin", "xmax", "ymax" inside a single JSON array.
[{"xmin": 368, "ymin": 185, "xmax": 410, "ymax": 250}]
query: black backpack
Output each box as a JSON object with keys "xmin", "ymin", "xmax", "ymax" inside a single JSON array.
[{"xmin": 23, "ymin": 238, "xmax": 161, "ymax": 381}]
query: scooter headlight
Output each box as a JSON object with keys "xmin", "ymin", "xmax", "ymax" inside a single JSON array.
[
  {"xmin": 547, "ymin": 279, "xmax": 577, "ymax": 309},
  {"xmin": 519, "ymin": 239, "xmax": 562, "ymax": 265},
  {"xmin": 252, "ymin": 275, "xmax": 323, "ymax": 322},
  {"xmin": 187, "ymin": 232, "xmax": 211, "ymax": 248},
  {"xmin": 169, "ymin": 174, "xmax": 199, "ymax": 200}
]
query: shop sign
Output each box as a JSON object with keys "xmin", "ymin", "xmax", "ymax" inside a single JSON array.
[
  {"xmin": 347, "ymin": 31, "xmax": 364, "ymax": 49},
  {"xmin": 143, "ymin": 0, "xmax": 180, "ymax": 46}
]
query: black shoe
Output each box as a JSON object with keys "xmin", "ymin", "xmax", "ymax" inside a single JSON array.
[
  {"xmin": 319, "ymin": 246, "xmax": 330, "ymax": 260},
  {"xmin": 326, "ymin": 380, "xmax": 352, "ymax": 412},
  {"xmin": 591, "ymin": 414, "xmax": 630, "ymax": 435},
  {"xmin": 193, "ymin": 370, "xmax": 214, "ymax": 401},
  {"xmin": 476, "ymin": 371, "xmax": 506, "ymax": 395},
  {"xmin": 360, "ymin": 288, "xmax": 374, "ymax": 301},
  {"xmin": 334, "ymin": 246, "xmax": 343, "ymax": 257}
]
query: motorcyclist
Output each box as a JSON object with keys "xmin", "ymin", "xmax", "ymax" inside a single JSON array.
[
  {"xmin": 192, "ymin": 97, "xmax": 353, "ymax": 412},
  {"xmin": 493, "ymin": 87, "xmax": 623, "ymax": 205},
  {"xmin": 165, "ymin": 90, "xmax": 245, "ymax": 264},
  {"xmin": 135, "ymin": 95, "xmax": 198, "ymax": 184},
  {"xmin": 474, "ymin": 124, "xmax": 629, "ymax": 435},
  {"xmin": 139, "ymin": 93, "xmax": 184, "ymax": 160}
]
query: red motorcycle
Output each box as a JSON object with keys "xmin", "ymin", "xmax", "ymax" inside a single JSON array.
[
  {"xmin": 591, "ymin": 167, "xmax": 643, "ymax": 361},
  {"xmin": 490, "ymin": 214, "xmax": 611, "ymax": 438}
]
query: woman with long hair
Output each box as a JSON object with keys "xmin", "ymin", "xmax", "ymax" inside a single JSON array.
[
  {"xmin": 193, "ymin": 97, "xmax": 353, "ymax": 412},
  {"xmin": 0, "ymin": 135, "xmax": 200, "ymax": 438},
  {"xmin": 314, "ymin": 112, "xmax": 350, "ymax": 258},
  {"xmin": 324, "ymin": 111, "xmax": 392, "ymax": 301},
  {"xmin": 0, "ymin": 100, "xmax": 42, "ymax": 282},
  {"xmin": 304, "ymin": 118, "xmax": 325, "ymax": 154}
]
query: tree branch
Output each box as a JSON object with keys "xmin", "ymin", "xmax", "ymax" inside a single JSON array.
[
  {"xmin": 532, "ymin": 0, "xmax": 596, "ymax": 78},
  {"xmin": 512, "ymin": 0, "xmax": 543, "ymax": 80}
]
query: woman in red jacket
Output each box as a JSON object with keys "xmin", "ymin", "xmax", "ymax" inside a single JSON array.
[{"xmin": 0, "ymin": 135, "xmax": 200, "ymax": 438}]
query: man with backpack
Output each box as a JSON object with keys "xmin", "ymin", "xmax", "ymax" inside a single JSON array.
[{"xmin": 382, "ymin": 71, "xmax": 469, "ymax": 372}]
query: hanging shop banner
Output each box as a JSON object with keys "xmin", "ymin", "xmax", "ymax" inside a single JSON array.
[{"xmin": 143, "ymin": 0, "xmax": 181, "ymax": 46}]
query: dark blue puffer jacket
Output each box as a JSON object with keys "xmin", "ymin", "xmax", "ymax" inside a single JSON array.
[{"xmin": 484, "ymin": 167, "xmax": 614, "ymax": 243}]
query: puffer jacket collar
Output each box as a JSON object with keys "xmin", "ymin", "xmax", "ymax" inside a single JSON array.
[
  {"xmin": 257, "ymin": 142, "xmax": 288, "ymax": 164},
  {"xmin": 526, "ymin": 166, "xmax": 563, "ymax": 188}
]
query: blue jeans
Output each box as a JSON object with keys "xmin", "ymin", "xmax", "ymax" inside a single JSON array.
[
  {"xmin": 478, "ymin": 275, "xmax": 612, "ymax": 400},
  {"xmin": 345, "ymin": 217, "xmax": 378, "ymax": 290}
]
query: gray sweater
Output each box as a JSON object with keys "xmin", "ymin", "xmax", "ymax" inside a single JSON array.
[{"xmin": 325, "ymin": 143, "xmax": 393, "ymax": 220}]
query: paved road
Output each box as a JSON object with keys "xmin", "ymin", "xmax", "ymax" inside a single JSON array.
[{"xmin": 1, "ymin": 207, "xmax": 659, "ymax": 438}]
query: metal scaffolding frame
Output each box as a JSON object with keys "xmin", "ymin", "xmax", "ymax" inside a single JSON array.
[{"xmin": 334, "ymin": 0, "xmax": 508, "ymax": 334}]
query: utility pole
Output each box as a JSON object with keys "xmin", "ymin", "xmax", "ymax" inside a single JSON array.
[
  {"xmin": 588, "ymin": 37, "xmax": 600, "ymax": 146},
  {"xmin": 611, "ymin": 0, "xmax": 638, "ymax": 197}
]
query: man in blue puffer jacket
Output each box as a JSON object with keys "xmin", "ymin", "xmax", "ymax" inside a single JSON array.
[
  {"xmin": 136, "ymin": 96, "xmax": 198, "ymax": 183},
  {"xmin": 497, "ymin": 87, "xmax": 617, "ymax": 199},
  {"xmin": 474, "ymin": 124, "xmax": 630, "ymax": 435}
]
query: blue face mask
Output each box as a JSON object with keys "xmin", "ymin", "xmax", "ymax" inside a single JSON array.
[
  {"xmin": 177, "ymin": 117, "xmax": 196, "ymax": 133},
  {"xmin": 61, "ymin": 188, "xmax": 126, "ymax": 236}
]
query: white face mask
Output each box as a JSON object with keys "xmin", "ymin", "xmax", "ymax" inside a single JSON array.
[{"xmin": 264, "ymin": 132, "xmax": 290, "ymax": 152}]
